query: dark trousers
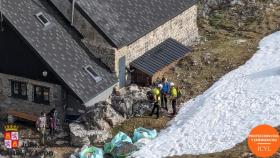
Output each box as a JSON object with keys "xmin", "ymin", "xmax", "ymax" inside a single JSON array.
[
  {"xmin": 172, "ymin": 99, "xmax": 177, "ymax": 115},
  {"xmin": 161, "ymin": 93, "xmax": 168, "ymax": 109},
  {"xmin": 151, "ymin": 102, "xmax": 160, "ymax": 118}
]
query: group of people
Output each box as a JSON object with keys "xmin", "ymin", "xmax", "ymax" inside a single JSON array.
[
  {"xmin": 149, "ymin": 77, "xmax": 180, "ymax": 119},
  {"xmin": 36, "ymin": 109, "xmax": 58, "ymax": 145}
]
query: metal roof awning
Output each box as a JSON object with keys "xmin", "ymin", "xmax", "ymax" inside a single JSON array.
[{"xmin": 130, "ymin": 38, "xmax": 191, "ymax": 76}]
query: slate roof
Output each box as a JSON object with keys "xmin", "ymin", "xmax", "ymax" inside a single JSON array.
[
  {"xmin": 50, "ymin": 0, "xmax": 197, "ymax": 48},
  {"xmin": 1, "ymin": 0, "xmax": 117, "ymax": 103},
  {"xmin": 130, "ymin": 38, "xmax": 191, "ymax": 76}
]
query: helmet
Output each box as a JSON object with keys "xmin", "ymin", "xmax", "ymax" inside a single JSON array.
[
  {"xmin": 157, "ymin": 84, "xmax": 163, "ymax": 89},
  {"xmin": 170, "ymin": 82, "xmax": 175, "ymax": 87}
]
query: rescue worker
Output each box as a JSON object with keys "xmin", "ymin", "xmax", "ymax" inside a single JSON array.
[
  {"xmin": 169, "ymin": 82, "xmax": 178, "ymax": 115},
  {"xmin": 161, "ymin": 77, "xmax": 170, "ymax": 111},
  {"xmin": 150, "ymin": 84, "xmax": 162, "ymax": 119},
  {"xmin": 36, "ymin": 112, "xmax": 47, "ymax": 145}
]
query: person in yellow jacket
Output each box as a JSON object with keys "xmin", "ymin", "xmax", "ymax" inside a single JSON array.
[
  {"xmin": 150, "ymin": 84, "xmax": 162, "ymax": 119},
  {"xmin": 169, "ymin": 82, "xmax": 177, "ymax": 115}
]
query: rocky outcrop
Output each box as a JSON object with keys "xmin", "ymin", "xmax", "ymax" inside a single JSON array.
[
  {"xmin": 69, "ymin": 123, "xmax": 112, "ymax": 146},
  {"xmin": 80, "ymin": 101, "xmax": 121, "ymax": 130},
  {"xmin": 199, "ymin": 0, "xmax": 280, "ymax": 18},
  {"xmin": 69, "ymin": 85, "xmax": 152, "ymax": 146},
  {"xmin": 111, "ymin": 85, "xmax": 152, "ymax": 118},
  {"xmin": 199, "ymin": 0, "xmax": 231, "ymax": 18},
  {"xmin": 70, "ymin": 101, "xmax": 124, "ymax": 146}
]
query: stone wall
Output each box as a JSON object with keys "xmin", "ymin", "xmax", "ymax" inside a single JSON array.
[
  {"xmin": 51, "ymin": 1, "xmax": 198, "ymax": 82},
  {"xmin": 50, "ymin": 0, "xmax": 116, "ymax": 72},
  {"xmin": 0, "ymin": 73, "xmax": 62, "ymax": 110},
  {"xmin": 83, "ymin": 40, "xmax": 117, "ymax": 72},
  {"xmin": 116, "ymin": 5, "xmax": 199, "ymax": 81}
]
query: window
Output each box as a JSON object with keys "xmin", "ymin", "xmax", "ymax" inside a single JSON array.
[
  {"xmin": 35, "ymin": 12, "xmax": 51, "ymax": 27},
  {"xmin": 33, "ymin": 85, "xmax": 50, "ymax": 105},
  {"xmin": 84, "ymin": 65, "xmax": 102, "ymax": 82},
  {"xmin": 11, "ymin": 81, "xmax": 27, "ymax": 100}
]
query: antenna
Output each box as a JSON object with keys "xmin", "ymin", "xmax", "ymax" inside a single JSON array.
[{"xmin": 71, "ymin": 0, "xmax": 77, "ymax": 26}]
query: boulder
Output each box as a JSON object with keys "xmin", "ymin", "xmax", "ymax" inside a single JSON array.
[
  {"xmin": 81, "ymin": 101, "xmax": 124, "ymax": 130},
  {"xmin": 69, "ymin": 123, "xmax": 91, "ymax": 146},
  {"xmin": 111, "ymin": 96, "xmax": 133, "ymax": 118},
  {"xmin": 69, "ymin": 85, "xmax": 152, "ymax": 145},
  {"xmin": 132, "ymin": 100, "xmax": 152, "ymax": 117},
  {"xmin": 128, "ymin": 84, "xmax": 140, "ymax": 92},
  {"xmin": 104, "ymin": 103, "xmax": 126, "ymax": 126},
  {"xmin": 55, "ymin": 140, "xmax": 69, "ymax": 145},
  {"xmin": 69, "ymin": 154, "xmax": 78, "ymax": 158},
  {"xmin": 56, "ymin": 131, "xmax": 69, "ymax": 139},
  {"xmin": 111, "ymin": 142, "xmax": 138, "ymax": 157},
  {"xmin": 111, "ymin": 85, "xmax": 152, "ymax": 118},
  {"xmin": 69, "ymin": 123, "xmax": 112, "ymax": 146}
]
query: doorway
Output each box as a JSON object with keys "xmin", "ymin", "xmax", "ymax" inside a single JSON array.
[{"xmin": 119, "ymin": 56, "xmax": 126, "ymax": 88}]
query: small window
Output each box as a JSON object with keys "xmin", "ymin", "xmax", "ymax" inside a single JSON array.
[
  {"xmin": 84, "ymin": 65, "xmax": 102, "ymax": 82},
  {"xmin": 11, "ymin": 80, "xmax": 27, "ymax": 100},
  {"xmin": 35, "ymin": 12, "xmax": 51, "ymax": 27},
  {"xmin": 33, "ymin": 85, "xmax": 50, "ymax": 105}
]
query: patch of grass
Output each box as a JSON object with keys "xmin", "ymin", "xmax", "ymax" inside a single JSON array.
[
  {"xmin": 111, "ymin": 116, "xmax": 170, "ymax": 137},
  {"xmin": 111, "ymin": 2, "xmax": 280, "ymax": 157},
  {"xmin": 164, "ymin": 2, "xmax": 280, "ymax": 104}
]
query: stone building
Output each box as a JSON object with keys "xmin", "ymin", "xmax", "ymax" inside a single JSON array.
[
  {"xmin": 49, "ymin": 0, "xmax": 199, "ymax": 87},
  {"xmin": 0, "ymin": 0, "xmax": 198, "ymax": 121},
  {"xmin": 0, "ymin": 0, "xmax": 117, "ymax": 121}
]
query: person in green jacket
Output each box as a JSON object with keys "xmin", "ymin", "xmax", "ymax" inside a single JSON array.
[
  {"xmin": 150, "ymin": 84, "xmax": 162, "ymax": 119},
  {"xmin": 169, "ymin": 82, "xmax": 177, "ymax": 115}
]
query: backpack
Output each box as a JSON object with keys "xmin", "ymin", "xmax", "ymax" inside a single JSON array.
[
  {"xmin": 146, "ymin": 91, "xmax": 154, "ymax": 102},
  {"xmin": 177, "ymin": 87, "xmax": 182, "ymax": 99}
]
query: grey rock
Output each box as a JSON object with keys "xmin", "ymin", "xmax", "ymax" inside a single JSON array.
[
  {"xmin": 128, "ymin": 84, "xmax": 140, "ymax": 92},
  {"xmin": 112, "ymin": 142, "xmax": 138, "ymax": 157},
  {"xmin": 55, "ymin": 140, "xmax": 69, "ymax": 145},
  {"xmin": 69, "ymin": 123, "xmax": 112, "ymax": 146},
  {"xmin": 82, "ymin": 101, "xmax": 124, "ymax": 130},
  {"xmin": 69, "ymin": 85, "xmax": 152, "ymax": 145},
  {"xmin": 111, "ymin": 85, "xmax": 151, "ymax": 118},
  {"xmin": 69, "ymin": 123, "xmax": 91, "ymax": 146},
  {"xmin": 104, "ymin": 103, "xmax": 125, "ymax": 126},
  {"xmin": 74, "ymin": 148, "xmax": 80, "ymax": 154},
  {"xmin": 57, "ymin": 132, "xmax": 68, "ymax": 139},
  {"xmin": 132, "ymin": 100, "xmax": 152, "ymax": 117},
  {"xmin": 69, "ymin": 154, "xmax": 77, "ymax": 158}
]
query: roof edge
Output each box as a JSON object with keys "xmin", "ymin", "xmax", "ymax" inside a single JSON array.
[
  {"xmin": 70, "ymin": 0, "xmax": 118, "ymax": 48},
  {"xmin": 74, "ymin": 0, "xmax": 197, "ymax": 49},
  {"xmin": 2, "ymin": 15, "xmax": 85, "ymax": 103},
  {"xmin": 123, "ymin": 0, "xmax": 198, "ymax": 48}
]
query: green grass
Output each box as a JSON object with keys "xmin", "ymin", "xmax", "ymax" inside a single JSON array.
[{"xmin": 111, "ymin": 116, "xmax": 170, "ymax": 137}]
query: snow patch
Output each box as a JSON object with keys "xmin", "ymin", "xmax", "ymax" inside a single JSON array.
[{"xmin": 132, "ymin": 32, "xmax": 280, "ymax": 157}]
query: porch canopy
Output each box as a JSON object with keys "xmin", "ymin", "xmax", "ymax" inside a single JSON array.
[{"xmin": 130, "ymin": 38, "xmax": 191, "ymax": 76}]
